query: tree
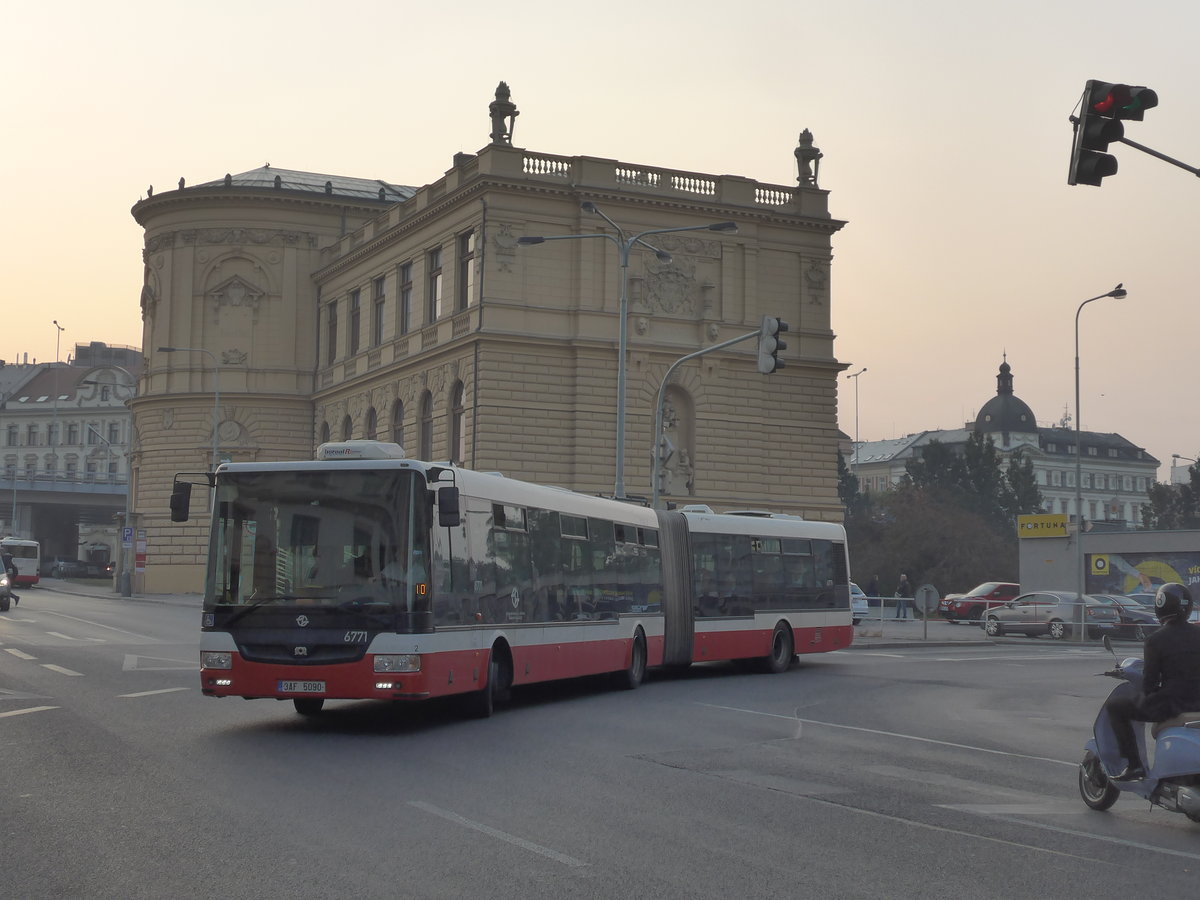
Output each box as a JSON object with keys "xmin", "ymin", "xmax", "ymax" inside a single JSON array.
[
  {"xmin": 1142, "ymin": 458, "xmax": 1200, "ymax": 529},
  {"xmin": 1002, "ymin": 447, "xmax": 1044, "ymax": 520},
  {"xmin": 837, "ymin": 451, "xmax": 870, "ymax": 519},
  {"xmin": 844, "ymin": 483, "xmax": 1017, "ymax": 597}
]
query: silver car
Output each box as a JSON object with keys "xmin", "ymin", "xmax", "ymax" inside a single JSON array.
[
  {"xmin": 851, "ymin": 582, "xmax": 869, "ymax": 625},
  {"xmin": 981, "ymin": 590, "xmax": 1120, "ymax": 640}
]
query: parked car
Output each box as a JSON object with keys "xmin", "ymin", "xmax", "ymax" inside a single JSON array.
[
  {"xmin": 939, "ymin": 582, "xmax": 1021, "ymax": 622},
  {"xmin": 850, "ymin": 582, "xmax": 869, "ymax": 625},
  {"xmin": 981, "ymin": 591, "xmax": 1121, "ymax": 639},
  {"xmin": 1089, "ymin": 594, "xmax": 1160, "ymax": 640}
]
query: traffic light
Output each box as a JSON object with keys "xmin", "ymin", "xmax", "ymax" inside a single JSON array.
[
  {"xmin": 756, "ymin": 316, "xmax": 788, "ymax": 374},
  {"xmin": 1068, "ymin": 80, "xmax": 1158, "ymax": 187}
]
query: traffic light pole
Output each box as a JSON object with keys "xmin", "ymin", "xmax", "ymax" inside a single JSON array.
[
  {"xmin": 1115, "ymin": 134, "xmax": 1200, "ymax": 177},
  {"xmin": 650, "ymin": 329, "xmax": 760, "ymax": 508}
]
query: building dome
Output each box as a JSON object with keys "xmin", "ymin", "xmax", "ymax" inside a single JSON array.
[{"xmin": 973, "ymin": 360, "xmax": 1037, "ymax": 434}]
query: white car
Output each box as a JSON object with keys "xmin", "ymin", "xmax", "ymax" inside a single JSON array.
[{"xmin": 851, "ymin": 582, "xmax": 869, "ymax": 625}]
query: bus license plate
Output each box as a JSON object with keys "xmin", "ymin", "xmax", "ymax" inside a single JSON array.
[{"xmin": 278, "ymin": 680, "xmax": 325, "ymax": 693}]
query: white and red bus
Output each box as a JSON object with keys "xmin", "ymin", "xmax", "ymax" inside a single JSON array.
[
  {"xmin": 1, "ymin": 537, "xmax": 40, "ymax": 587},
  {"xmin": 183, "ymin": 441, "xmax": 852, "ymax": 717}
]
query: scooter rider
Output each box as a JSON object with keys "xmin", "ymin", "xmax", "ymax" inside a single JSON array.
[{"xmin": 1104, "ymin": 582, "xmax": 1200, "ymax": 781}]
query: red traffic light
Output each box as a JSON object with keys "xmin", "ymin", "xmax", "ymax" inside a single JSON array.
[{"xmin": 1088, "ymin": 81, "xmax": 1158, "ymax": 121}]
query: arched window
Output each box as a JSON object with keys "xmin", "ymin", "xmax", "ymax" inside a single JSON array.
[
  {"xmin": 391, "ymin": 399, "xmax": 404, "ymax": 450},
  {"xmin": 365, "ymin": 407, "xmax": 377, "ymax": 441},
  {"xmin": 419, "ymin": 391, "xmax": 433, "ymax": 460},
  {"xmin": 449, "ymin": 381, "xmax": 465, "ymax": 464},
  {"xmin": 319, "ymin": 421, "xmax": 331, "ymax": 445},
  {"xmin": 342, "ymin": 415, "xmax": 353, "ymax": 441}
]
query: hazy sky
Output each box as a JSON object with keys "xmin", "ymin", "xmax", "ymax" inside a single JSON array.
[{"xmin": 3, "ymin": 0, "xmax": 1196, "ymax": 479}]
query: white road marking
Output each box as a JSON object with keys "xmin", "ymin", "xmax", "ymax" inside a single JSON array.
[
  {"xmin": 36, "ymin": 611, "xmax": 155, "ymax": 640},
  {"xmin": 4, "ymin": 648, "xmax": 36, "ymax": 660},
  {"xmin": 698, "ymin": 703, "xmax": 1077, "ymax": 767},
  {"xmin": 409, "ymin": 801, "xmax": 589, "ymax": 868},
  {"xmin": 0, "ymin": 706, "xmax": 59, "ymax": 718},
  {"xmin": 122, "ymin": 654, "xmax": 196, "ymax": 672},
  {"xmin": 41, "ymin": 664, "xmax": 84, "ymax": 676},
  {"xmin": 119, "ymin": 687, "xmax": 190, "ymax": 698},
  {"xmin": 46, "ymin": 631, "xmax": 105, "ymax": 642},
  {"xmin": 944, "ymin": 807, "xmax": 1200, "ymax": 862}
]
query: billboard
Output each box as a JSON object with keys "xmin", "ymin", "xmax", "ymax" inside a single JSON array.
[{"xmin": 1086, "ymin": 550, "xmax": 1200, "ymax": 597}]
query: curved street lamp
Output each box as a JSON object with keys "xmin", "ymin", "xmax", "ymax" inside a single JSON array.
[{"xmin": 1075, "ymin": 283, "xmax": 1126, "ymax": 642}]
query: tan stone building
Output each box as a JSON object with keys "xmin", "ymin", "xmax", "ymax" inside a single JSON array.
[{"xmin": 130, "ymin": 86, "xmax": 847, "ymax": 592}]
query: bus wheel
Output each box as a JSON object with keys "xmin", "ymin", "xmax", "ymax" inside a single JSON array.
[
  {"xmin": 293, "ymin": 698, "xmax": 324, "ymax": 716},
  {"xmin": 763, "ymin": 623, "xmax": 794, "ymax": 674},
  {"xmin": 613, "ymin": 629, "xmax": 647, "ymax": 690},
  {"xmin": 469, "ymin": 651, "xmax": 508, "ymax": 719}
]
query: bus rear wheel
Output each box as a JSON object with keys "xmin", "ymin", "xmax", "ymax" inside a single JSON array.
[
  {"xmin": 763, "ymin": 623, "xmax": 794, "ymax": 674},
  {"xmin": 469, "ymin": 649, "xmax": 511, "ymax": 718},
  {"xmin": 613, "ymin": 629, "xmax": 647, "ymax": 690}
]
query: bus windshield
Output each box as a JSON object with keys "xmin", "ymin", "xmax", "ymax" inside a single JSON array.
[{"xmin": 205, "ymin": 468, "xmax": 427, "ymax": 614}]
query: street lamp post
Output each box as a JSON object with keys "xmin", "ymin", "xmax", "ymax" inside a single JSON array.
[
  {"xmin": 518, "ymin": 203, "xmax": 737, "ymax": 498},
  {"xmin": 1171, "ymin": 453, "xmax": 1197, "ymax": 485},
  {"xmin": 846, "ymin": 367, "xmax": 867, "ymax": 465},
  {"xmin": 157, "ymin": 346, "xmax": 221, "ymax": 473},
  {"xmin": 1075, "ymin": 283, "xmax": 1126, "ymax": 642}
]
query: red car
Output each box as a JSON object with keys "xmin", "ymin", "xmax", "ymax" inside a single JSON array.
[{"xmin": 938, "ymin": 582, "xmax": 1020, "ymax": 622}]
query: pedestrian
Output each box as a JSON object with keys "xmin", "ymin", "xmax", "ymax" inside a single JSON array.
[
  {"xmin": 894, "ymin": 573, "xmax": 913, "ymax": 619},
  {"xmin": 1, "ymin": 549, "xmax": 19, "ymax": 606},
  {"xmin": 866, "ymin": 575, "xmax": 880, "ymax": 598}
]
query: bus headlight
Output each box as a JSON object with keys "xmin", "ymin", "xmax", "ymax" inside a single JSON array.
[
  {"xmin": 201, "ymin": 651, "xmax": 233, "ymax": 670},
  {"xmin": 373, "ymin": 654, "xmax": 420, "ymax": 673}
]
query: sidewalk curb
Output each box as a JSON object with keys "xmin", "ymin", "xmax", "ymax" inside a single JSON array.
[{"xmin": 32, "ymin": 579, "xmax": 201, "ymax": 607}]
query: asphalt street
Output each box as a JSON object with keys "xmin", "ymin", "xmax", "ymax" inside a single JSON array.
[{"xmin": 1, "ymin": 583, "xmax": 1192, "ymax": 900}]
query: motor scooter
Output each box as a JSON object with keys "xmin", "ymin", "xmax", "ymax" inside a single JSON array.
[{"xmin": 1079, "ymin": 635, "xmax": 1200, "ymax": 820}]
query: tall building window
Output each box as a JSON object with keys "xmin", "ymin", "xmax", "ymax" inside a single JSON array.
[
  {"xmin": 366, "ymin": 407, "xmax": 377, "ymax": 440},
  {"xmin": 327, "ymin": 301, "xmax": 338, "ymax": 364},
  {"xmin": 107, "ymin": 423, "xmax": 119, "ymax": 444},
  {"xmin": 67, "ymin": 423, "xmax": 79, "ymax": 445},
  {"xmin": 391, "ymin": 399, "xmax": 404, "ymax": 449},
  {"xmin": 320, "ymin": 421, "xmax": 330, "ymax": 444},
  {"xmin": 398, "ymin": 263, "xmax": 413, "ymax": 336},
  {"xmin": 427, "ymin": 247, "xmax": 443, "ymax": 323},
  {"xmin": 372, "ymin": 276, "xmax": 386, "ymax": 347},
  {"xmin": 349, "ymin": 289, "xmax": 361, "ymax": 356},
  {"xmin": 27, "ymin": 424, "xmax": 38, "ymax": 446},
  {"xmin": 5, "ymin": 425, "xmax": 15, "ymax": 446},
  {"xmin": 457, "ymin": 230, "xmax": 476, "ymax": 311},
  {"xmin": 449, "ymin": 381, "xmax": 465, "ymax": 463},
  {"xmin": 419, "ymin": 391, "xmax": 433, "ymax": 460},
  {"xmin": 342, "ymin": 415, "xmax": 353, "ymax": 441}
]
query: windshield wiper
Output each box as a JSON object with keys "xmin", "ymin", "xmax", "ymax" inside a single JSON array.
[{"xmin": 222, "ymin": 594, "xmax": 305, "ymax": 626}]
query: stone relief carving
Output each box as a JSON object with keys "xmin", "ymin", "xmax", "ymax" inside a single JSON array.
[
  {"xmin": 162, "ymin": 408, "xmax": 174, "ymax": 429},
  {"xmin": 804, "ymin": 260, "xmax": 830, "ymax": 305},
  {"xmin": 209, "ymin": 275, "xmax": 264, "ymax": 311},
  {"xmin": 493, "ymin": 223, "xmax": 518, "ymax": 272},
  {"xmin": 178, "ymin": 227, "xmax": 314, "ymax": 247},
  {"xmin": 644, "ymin": 257, "xmax": 697, "ymax": 314},
  {"xmin": 656, "ymin": 397, "xmax": 696, "ymax": 498},
  {"xmin": 221, "ymin": 349, "xmax": 247, "ymax": 366}
]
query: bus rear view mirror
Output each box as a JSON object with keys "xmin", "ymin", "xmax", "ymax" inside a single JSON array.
[
  {"xmin": 169, "ymin": 481, "xmax": 192, "ymax": 522},
  {"xmin": 438, "ymin": 486, "xmax": 461, "ymax": 528}
]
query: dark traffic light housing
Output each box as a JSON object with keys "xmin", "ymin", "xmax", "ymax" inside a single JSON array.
[
  {"xmin": 1068, "ymin": 80, "xmax": 1158, "ymax": 187},
  {"xmin": 756, "ymin": 316, "xmax": 788, "ymax": 374}
]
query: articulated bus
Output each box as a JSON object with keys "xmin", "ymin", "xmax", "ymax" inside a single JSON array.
[
  {"xmin": 180, "ymin": 441, "xmax": 852, "ymax": 717},
  {"xmin": 1, "ymin": 538, "xmax": 40, "ymax": 587}
]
